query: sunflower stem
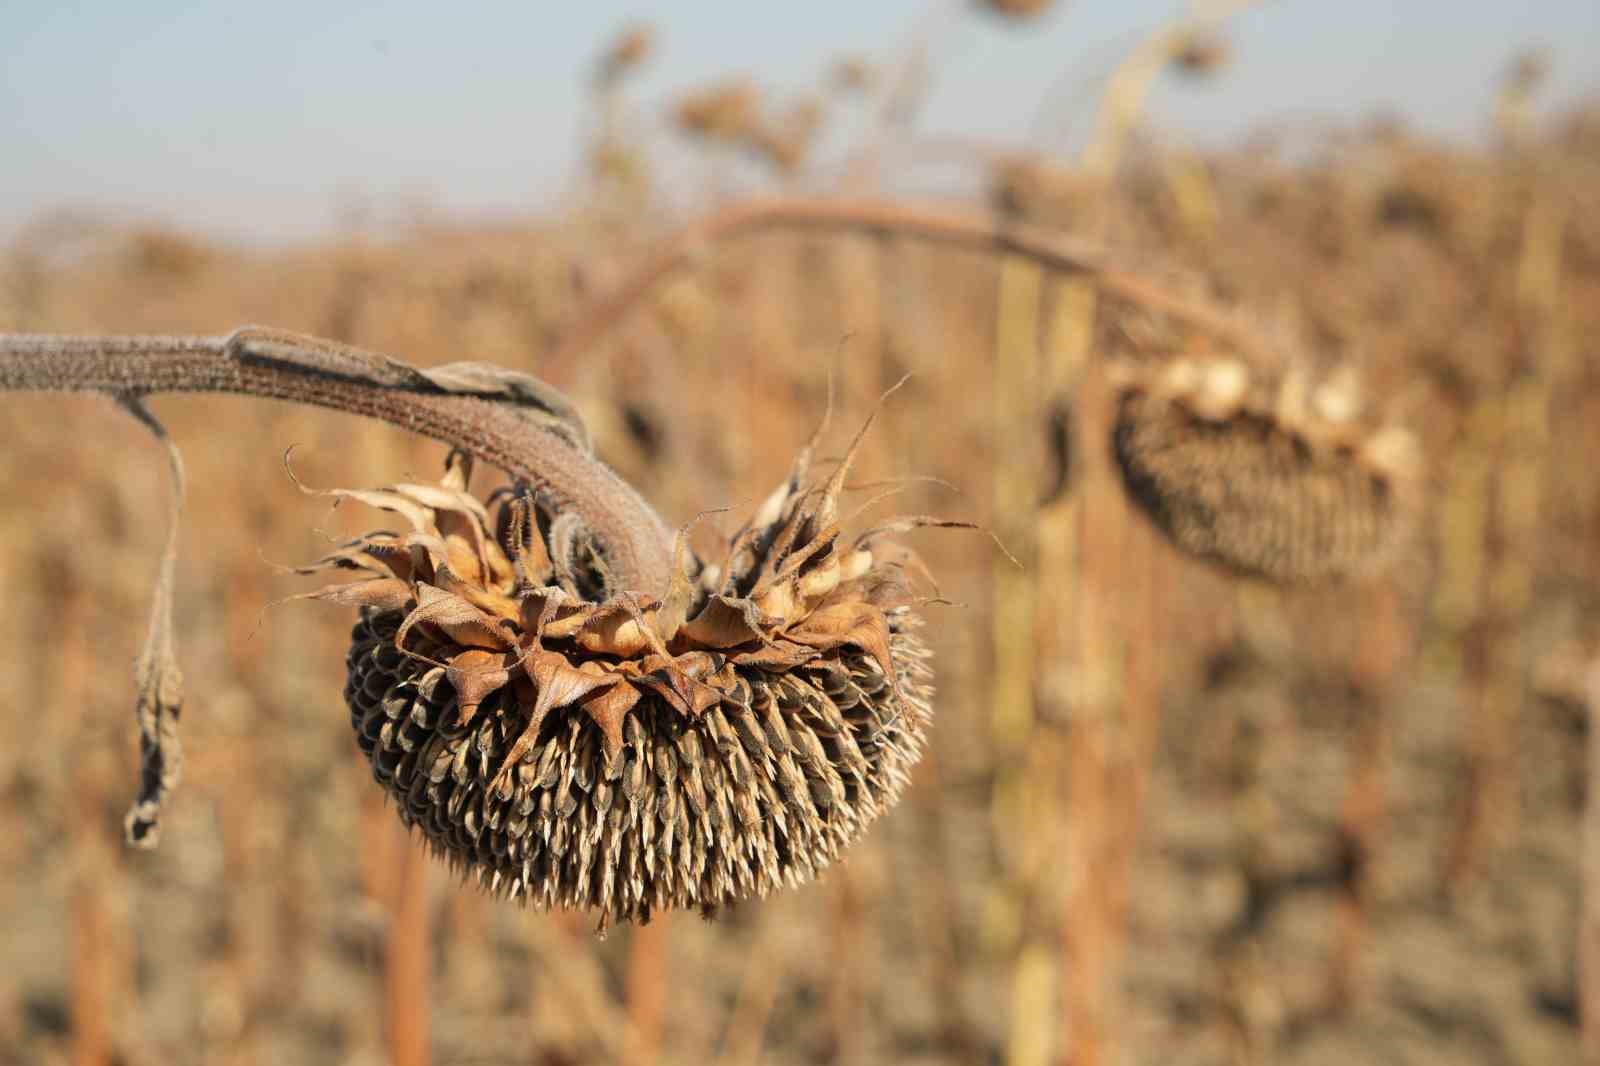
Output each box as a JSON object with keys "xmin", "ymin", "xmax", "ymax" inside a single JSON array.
[{"xmin": 0, "ymin": 327, "xmax": 677, "ymax": 592}]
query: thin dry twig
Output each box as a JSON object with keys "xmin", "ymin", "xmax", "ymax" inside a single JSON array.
[
  {"xmin": 1080, "ymin": 0, "xmax": 1261, "ymax": 180},
  {"xmin": 623, "ymin": 920, "xmax": 669, "ymax": 1065},
  {"xmin": 385, "ymin": 842, "xmax": 432, "ymax": 1066},
  {"xmin": 1584, "ymin": 656, "xmax": 1600, "ymax": 1066}
]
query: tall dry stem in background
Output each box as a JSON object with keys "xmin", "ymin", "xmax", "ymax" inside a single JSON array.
[
  {"xmin": 987, "ymin": 249, "xmax": 1042, "ymax": 965},
  {"xmin": 385, "ymin": 841, "xmax": 432, "ymax": 1066},
  {"xmin": 1585, "ymin": 657, "xmax": 1600, "ymax": 1066},
  {"xmin": 622, "ymin": 919, "xmax": 668, "ymax": 1065},
  {"xmin": 1442, "ymin": 148, "xmax": 1570, "ymax": 892},
  {"xmin": 1326, "ymin": 579, "xmax": 1409, "ymax": 1013},
  {"xmin": 63, "ymin": 580, "xmax": 128, "ymax": 1066}
]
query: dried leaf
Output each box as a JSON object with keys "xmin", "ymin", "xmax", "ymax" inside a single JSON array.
[
  {"xmin": 787, "ymin": 598, "xmax": 896, "ymax": 682},
  {"xmin": 396, "ymin": 584, "xmax": 515, "ymax": 651},
  {"xmin": 293, "ymin": 577, "xmax": 416, "ymax": 614},
  {"xmin": 679, "ymin": 595, "xmax": 772, "ymax": 649},
  {"xmin": 446, "ymin": 648, "xmax": 513, "ymax": 728},
  {"xmin": 579, "ymin": 684, "xmax": 642, "ymax": 759},
  {"xmin": 634, "ymin": 651, "xmax": 723, "ymax": 717},
  {"xmin": 491, "ymin": 651, "xmax": 627, "ymax": 785},
  {"xmin": 574, "ymin": 604, "xmax": 656, "ymax": 657},
  {"xmin": 283, "ymin": 452, "xmax": 439, "ymax": 533},
  {"xmin": 727, "ymin": 640, "xmax": 820, "ymax": 670},
  {"xmin": 116, "ymin": 396, "xmax": 186, "ymax": 848}
]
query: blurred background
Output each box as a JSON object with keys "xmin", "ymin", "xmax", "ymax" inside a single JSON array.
[{"xmin": 1, "ymin": 1, "xmax": 1597, "ymax": 1064}]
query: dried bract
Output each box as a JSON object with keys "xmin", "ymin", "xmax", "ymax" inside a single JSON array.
[
  {"xmin": 1110, "ymin": 358, "xmax": 1420, "ymax": 582},
  {"xmin": 313, "ymin": 437, "xmax": 938, "ymax": 929}
]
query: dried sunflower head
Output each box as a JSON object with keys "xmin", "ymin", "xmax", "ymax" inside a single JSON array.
[
  {"xmin": 976, "ymin": 0, "xmax": 1056, "ymax": 19},
  {"xmin": 674, "ymin": 79, "xmax": 762, "ymax": 143},
  {"xmin": 1170, "ymin": 31, "xmax": 1233, "ymax": 79},
  {"xmin": 1110, "ymin": 357, "xmax": 1421, "ymax": 583},
  {"xmin": 748, "ymin": 97, "xmax": 827, "ymax": 174},
  {"xmin": 830, "ymin": 55, "xmax": 877, "ymax": 94},
  {"xmin": 596, "ymin": 22, "xmax": 656, "ymax": 84},
  {"xmin": 989, "ymin": 157, "xmax": 1094, "ymax": 227},
  {"xmin": 304, "ymin": 430, "xmax": 941, "ymax": 930}
]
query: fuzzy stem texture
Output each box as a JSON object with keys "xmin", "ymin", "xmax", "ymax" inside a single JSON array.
[{"xmin": 0, "ymin": 327, "xmax": 676, "ymax": 592}]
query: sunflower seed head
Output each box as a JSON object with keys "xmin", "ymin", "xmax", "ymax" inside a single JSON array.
[
  {"xmin": 977, "ymin": 0, "xmax": 1056, "ymax": 19},
  {"xmin": 1110, "ymin": 358, "xmax": 1421, "ymax": 582},
  {"xmin": 310, "ymin": 447, "xmax": 938, "ymax": 928}
]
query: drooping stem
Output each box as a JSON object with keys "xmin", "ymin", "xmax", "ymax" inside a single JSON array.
[
  {"xmin": 547, "ymin": 195, "xmax": 1278, "ymax": 368},
  {"xmin": 0, "ymin": 326, "xmax": 676, "ymax": 593}
]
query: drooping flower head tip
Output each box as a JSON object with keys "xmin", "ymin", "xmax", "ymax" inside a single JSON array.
[{"xmin": 311, "ymin": 404, "xmax": 961, "ymax": 929}]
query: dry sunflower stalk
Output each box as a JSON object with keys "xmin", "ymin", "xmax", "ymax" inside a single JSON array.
[
  {"xmin": 1109, "ymin": 355, "xmax": 1421, "ymax": 582},
  {"xmin": 0, "ymin": 326, "xmax": 953, "ymax": 929}
]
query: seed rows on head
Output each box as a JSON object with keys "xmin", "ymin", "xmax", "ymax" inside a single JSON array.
[
  {"xmin": 1110, "ymin": 358, "xmax": 1419, "ymax": 582},
  {"xmin": 343, "ymin": 608, "xmax": 932, "ymax": 925}
]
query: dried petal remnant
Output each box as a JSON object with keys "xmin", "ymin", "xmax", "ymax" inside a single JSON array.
[
  {"xmin": 314, "ymin": 449, "xmax": 936, "ymax": 927},
  {"xmin": 1111, "ymin": 359, "xmax": 1420, "ymax": 582}
]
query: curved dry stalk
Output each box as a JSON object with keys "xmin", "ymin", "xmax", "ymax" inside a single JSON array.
[
  {"xmin": 3, "ymin": 325, "xmax": 682, "ymax": 846},
  {"xmin": 0, "ymin": 326, "xmax": 676, "ymax": 591},
  {"xmin": 1080, "ymin": 0, "xmax": 1262, "ymax": 180},
  {"xmin": 1585, "ymin": 656, "xmax": 1600, "ymax": 1065},
  {"xmin": 545, "ymin": 195, "xmax": 1278, "ymax": 368}
]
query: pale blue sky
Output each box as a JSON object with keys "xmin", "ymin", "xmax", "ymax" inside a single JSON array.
[{"xmin": 1, "ymin": 1, "xmax": 1595, "ymax": 242}]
